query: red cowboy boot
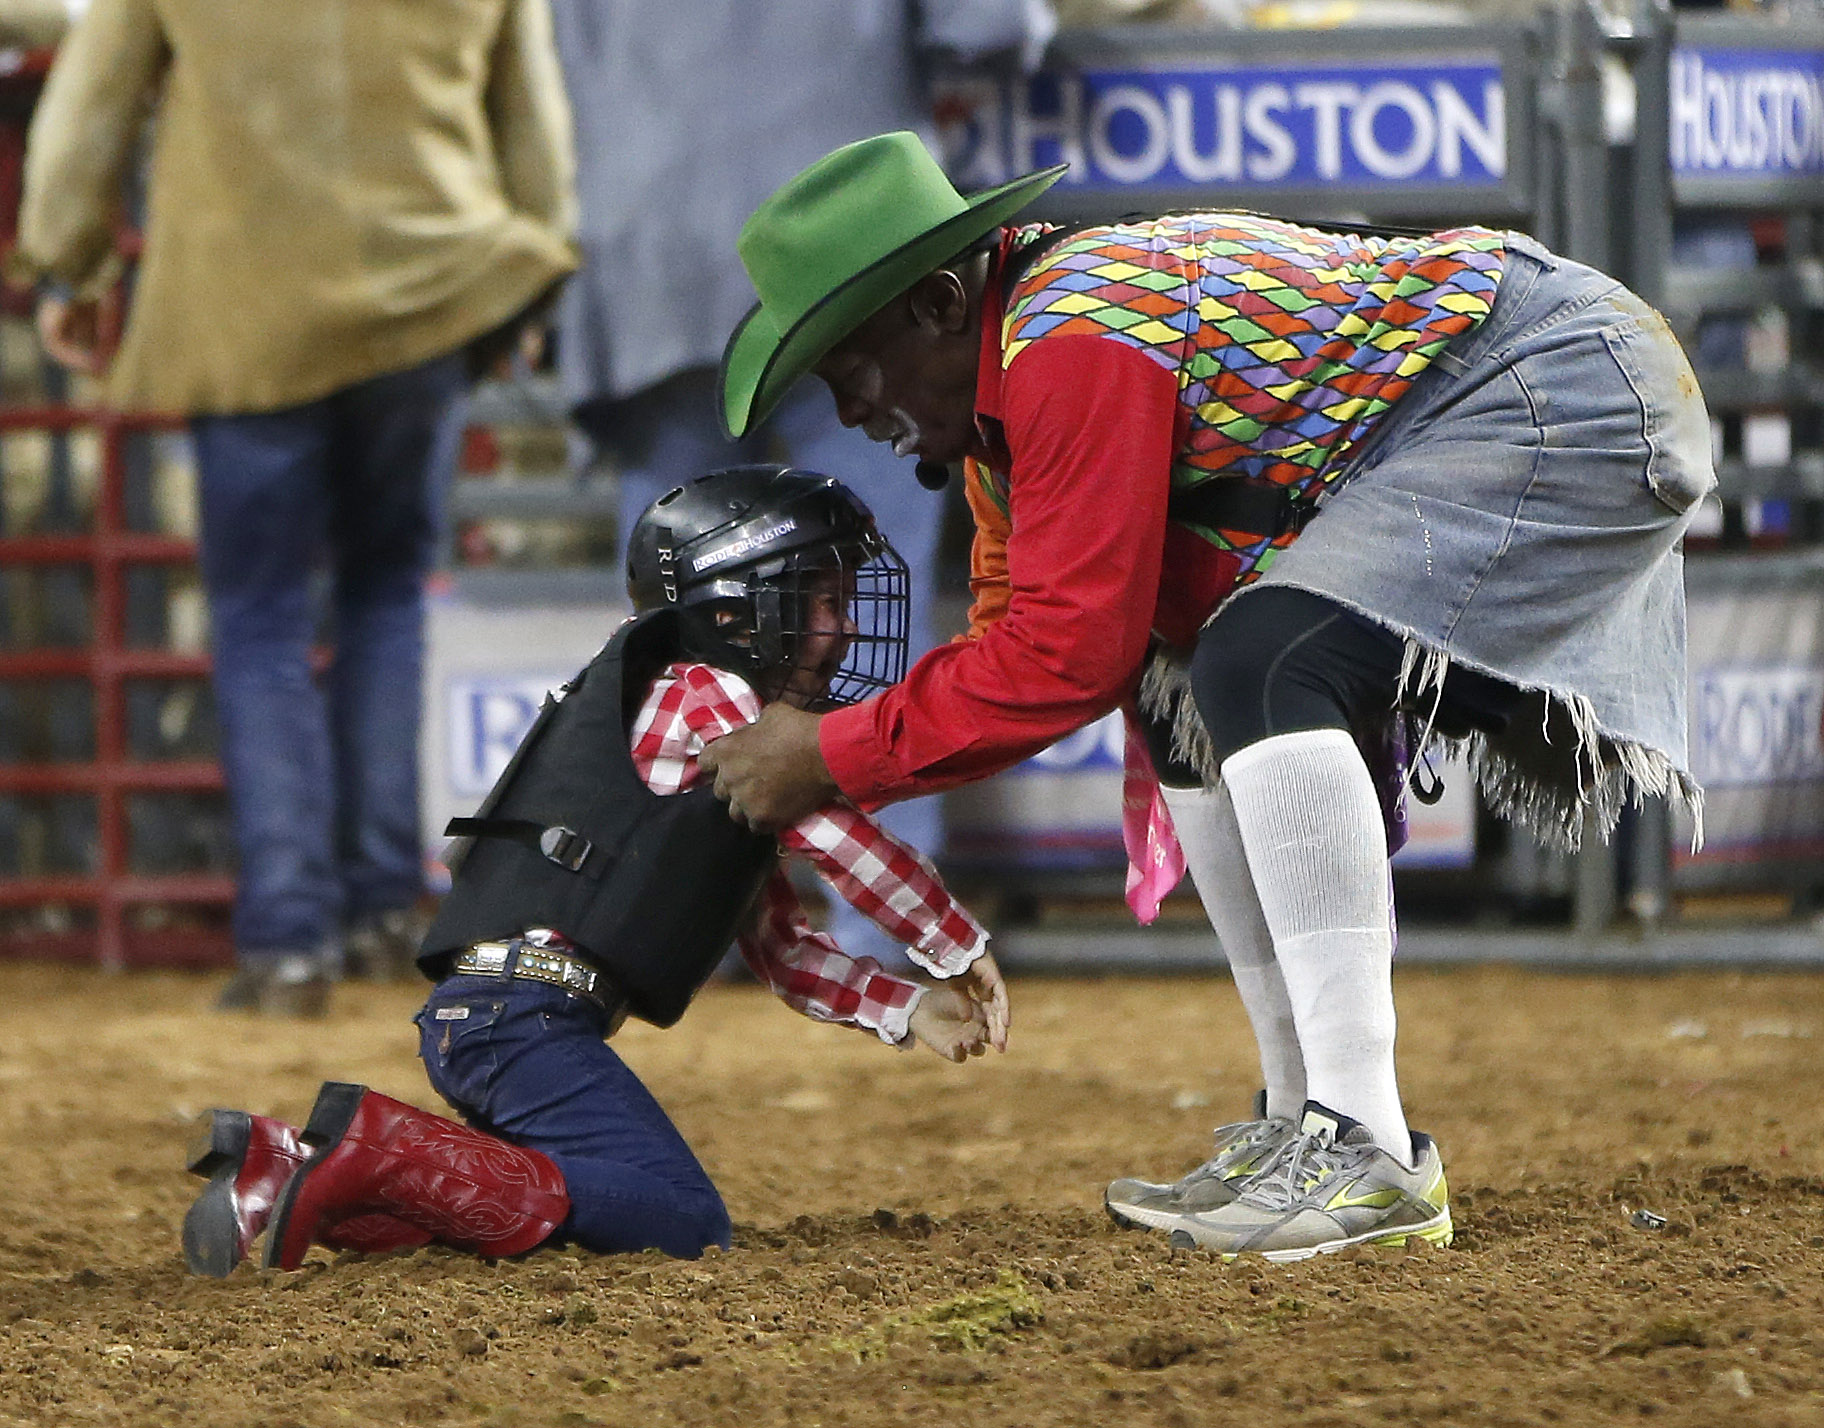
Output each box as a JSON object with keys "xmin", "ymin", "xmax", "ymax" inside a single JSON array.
[
  {"xmin": 264, "ymin": 1083, "xmax": 570, "ymax": 1271},
  {"xmin": 182, "ymin": 1109, "xmax": 432, "ymax": 1277}
]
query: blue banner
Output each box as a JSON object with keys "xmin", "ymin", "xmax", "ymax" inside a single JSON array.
[
  {"xmin": 936, "ymin": 59, "xmax": 1506, "ymax": 193},
  {"xmin": 1670, "ymin": 46, "xmax": 1824, "ymax": 179}
]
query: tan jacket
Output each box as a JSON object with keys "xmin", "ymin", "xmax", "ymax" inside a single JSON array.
[
  {"xmin": 0, "ymin": 0, "xmax": 70, "ymax": 48},
  {"xmin": 14, "ymin": 0, "xmax": 578, "ymax": 415}
]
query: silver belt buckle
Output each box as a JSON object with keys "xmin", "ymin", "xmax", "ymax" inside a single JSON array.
[{"xmin": 467, "ymin": 942, "xmax": 511, "ymax": 976}]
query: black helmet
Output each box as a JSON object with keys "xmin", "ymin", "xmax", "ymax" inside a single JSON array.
[{"xmin": 626, "ymin": 465, "xmax": 911, "ymax": 709}]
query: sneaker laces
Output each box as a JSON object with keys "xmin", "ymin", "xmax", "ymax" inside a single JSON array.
[
  {"xmin": 1175, "ymin": 1116, "xmax": 1293, "ymax": 1191},
  {"xmin": 1232, "ymin": 1126, "xmax": 1364, "ymax": 1212}
]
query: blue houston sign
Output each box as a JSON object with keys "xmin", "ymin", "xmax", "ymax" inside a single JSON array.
[
  {"xmin": 937, "ymin": 60, "xmax": 1507, "ymax": 192},
  {"xmin": 1671, "ymin": 46, "xmax": 1824, "ymax": 179}
]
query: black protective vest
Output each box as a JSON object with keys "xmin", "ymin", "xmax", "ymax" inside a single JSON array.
[{"xmin": 421, "ymin": 609, "xmax": 779, "ymax": 1028}]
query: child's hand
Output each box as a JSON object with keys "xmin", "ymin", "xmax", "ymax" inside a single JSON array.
[
  {"xmin": 957, "ymin": 950, "xmax": 1010, "ymax": 1052},
  {"xmin": 908, "ymin": 984, "xmax": 989, "ymax": 1063}
]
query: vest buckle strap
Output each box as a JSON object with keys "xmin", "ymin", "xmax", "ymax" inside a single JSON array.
[
  {"xmin": 538, "ymin": 825, "xmax": 593, "ymax": 872},
  {"xmin": 1165, "ymin": 479, "xmax": 1319, "ymax": 542},
  {"xmin": 442, "ymin": 816, "xmax": 599, "ymax": 876}
]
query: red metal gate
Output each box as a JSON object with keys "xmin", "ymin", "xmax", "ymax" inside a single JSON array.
[
  {"xmin": 0, "ymin": 48, "xmax": 233, "ymax": 967},
  {"xmin": 0, "ymin": 407, "xmax": 232, "ymax": 968}
]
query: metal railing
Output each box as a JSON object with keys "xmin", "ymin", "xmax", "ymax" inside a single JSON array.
[{"xmin": 0, "ymin": 407, "xmax": 231, "ymax": 968}]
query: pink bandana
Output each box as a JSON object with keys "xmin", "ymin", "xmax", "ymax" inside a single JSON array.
[{"xmin": 1120, "ymin": 710, "xmax": 1186, "ymax": 924}]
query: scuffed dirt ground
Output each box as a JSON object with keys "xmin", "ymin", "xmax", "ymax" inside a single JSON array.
[{"xmin": 4, "ymin": 960, "xmax": 1824, "ymax": 1427}]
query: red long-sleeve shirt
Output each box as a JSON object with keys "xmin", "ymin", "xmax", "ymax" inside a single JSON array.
[
  {"xmin": 632, "ymin": 661, "xmax": 988, "ymax": 1046},
  {"xmin": 819, "ymin": 276, "xmax": 1208, "ymax": 806}
]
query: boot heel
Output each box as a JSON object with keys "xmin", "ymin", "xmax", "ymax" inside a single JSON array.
[
  {"xmin": 185, "ymin": 1109, "xmax": 251, "ymax": 1178},
  {"xmin": 300, "ymin": 1082, "xmax": 368, "ymax": 1149},
  {"xmin": 183, "ymin": 1111, "xmax": 256, "ymax": 1278}
]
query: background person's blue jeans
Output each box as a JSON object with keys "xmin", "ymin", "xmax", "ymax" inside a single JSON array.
[
  {"xmin": 415, "ymin": 973, "xmax": 732, "ymax": 1258},
  {"xmin": 192, "ymin": 354, "xmax": 467, "ymax": 961}
]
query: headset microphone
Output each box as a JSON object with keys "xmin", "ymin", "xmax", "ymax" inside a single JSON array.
[{"xmin": 914, "ymin": 460, "xmax": 951, "ymax": 491}]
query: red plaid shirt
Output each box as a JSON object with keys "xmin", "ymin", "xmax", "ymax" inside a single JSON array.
[{"xmin": 622, "ymin": 661, "xmax": 989, "ymax": 1046}]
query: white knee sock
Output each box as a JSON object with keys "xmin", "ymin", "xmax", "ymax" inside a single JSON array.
[
  {"xmin": 1159, "ymin": 782, "xmax": 1305, "ymax": 1120},
  {"xmin": 1220, "ymin": 728, "xmax": 1411, "ymax": 1162}
]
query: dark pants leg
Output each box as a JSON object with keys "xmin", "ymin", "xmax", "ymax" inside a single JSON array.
[
  {"xmin": 1186, "ymin": 587, "xmax": 1527, "ymax": 768},
  {"xmin": 194, "ymin": 402, "xmax": 339, "ymax": 954},
  {"xmin": 324, "ymin": 357, "xmax": 467, "ymax": 918},
  {"xmin": 416, "ymin": 975, "xmax": 732, "ymax": 1259},
  {"xmin": 192, "ymin": 354, "xmax": 464, "ymax": 955}
]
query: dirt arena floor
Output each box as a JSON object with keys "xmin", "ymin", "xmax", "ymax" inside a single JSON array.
[{"xmin": 4, "ymin": 959, "xmax": 1824, "ymax": 1427}]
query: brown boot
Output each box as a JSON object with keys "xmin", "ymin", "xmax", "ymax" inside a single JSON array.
[
  {"xmin": 264, "ymin": 1083, "xmax": 570, "ymax": 1271},
  {"xmin": 182, "ymin": 1109, "xmax": 432, "ymax": 1277}
]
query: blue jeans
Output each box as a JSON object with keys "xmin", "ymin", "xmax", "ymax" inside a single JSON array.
[
  {"xmin": 192, "ymin": 355, "xmax": 467, "ymax": 959},
  {"xmin": 415, "ymin": 973, "xmax": 731, "ymax": 1258},
  {"xmin": 577, "ymin": 369, "xmax": 945, "ymax": 967}
]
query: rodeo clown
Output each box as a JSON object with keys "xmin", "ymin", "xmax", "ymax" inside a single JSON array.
[
  {"xmin": 698, "ymin": 133, "xmax": 1714, "ymax": 1259},
  {"xmin": 181, "ymin": 465, "xmax": 1009, "ymax": 1275}
]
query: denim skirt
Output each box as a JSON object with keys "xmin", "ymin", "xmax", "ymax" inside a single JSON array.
[{"xmin": 1242, "ymin": 232, "xmax": 1715, "ymax": 848}]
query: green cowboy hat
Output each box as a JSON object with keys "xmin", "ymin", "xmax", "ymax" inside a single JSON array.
[{"xmin": 720, "ymin": 131, "xmax": 1067, "ymax": 439}]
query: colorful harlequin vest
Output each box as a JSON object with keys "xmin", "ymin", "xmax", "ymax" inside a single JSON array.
[{"xmin": 975, "ymin": 214, "xmax": 1506, "ymax": 588}]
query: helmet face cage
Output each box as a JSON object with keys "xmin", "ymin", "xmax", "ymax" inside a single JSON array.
[
  {"xmin": 776, "ymin": 535, "xmax": 911, "ymax": 712},
  {"xmin": 629, "ymin": 467, "xmax": 912, "ymax": 711}
]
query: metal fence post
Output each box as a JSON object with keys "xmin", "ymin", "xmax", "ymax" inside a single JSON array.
[
  {"xmin": 1628, "ymin": 0, "xmax": 1675, "ymax": 306},
  {"xmin": 1560, "ymin": 0, "xmax": 1624, "ymax": 933},
  {"xmin": 1530, "ymin": 5, "xmax": 1564, "ymax": 251},
  {"xmin": 1625, "ymin": 0, "xmax": 1677, "ymax": 927},
  {"xmin": 1560, "ymin": 0, "xmax": 1613, "ymax": 274}
]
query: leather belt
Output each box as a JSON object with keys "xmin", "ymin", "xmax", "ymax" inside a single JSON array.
[{"xmin": 452, "ymin": 938, "xmax": 623, "ymax": 1025}]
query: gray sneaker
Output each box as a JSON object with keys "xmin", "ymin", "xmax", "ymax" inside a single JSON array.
[
  {"xmin": 1152, "ymin": 1102, "xmax": 1452, "ymax": 1261},
  {"xmin": 1105, "ymin": 1091, "xmax": 1296, "ymax": 1230}
]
